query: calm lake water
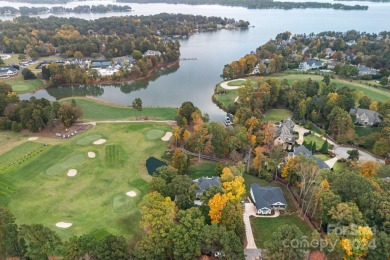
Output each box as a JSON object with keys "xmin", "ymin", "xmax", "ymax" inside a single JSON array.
[{"xmin": 3, "ymin": 0, "xmax": 390, "ymax": 120}]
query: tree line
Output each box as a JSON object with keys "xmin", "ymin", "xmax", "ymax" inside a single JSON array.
[
  {"xmin": 0, "ymin": 82, "xmax": 82, "ymax": 132},
  {"xmin": 118, "ymin": 0, "xmax": 368, "ymax": 10}
]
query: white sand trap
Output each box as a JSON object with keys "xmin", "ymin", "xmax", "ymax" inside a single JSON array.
[
  {"xmin": 93, "ymin": 139, "xmax": 106, "ymax": 145},
  {"xmin": 88, "ymin": 152, "xmax": 96, "ymax": 158},
  {"xmin": 56, "ymin": 222, "xmax": 72, "ymax": 228},
  {"xmin": 126, "ymin": 191, "xmax": 137, "ymax": 197},
  {"xmin": 67, "ymin": 169, "xmax": 77, "ymax": 177},
  {"xmin": 28, "ymin": 137, "xmax": 38, "ymax": 141},
  {"xmin": 161, "ymin": 132, "xmax": 173, "ymax": 141}
]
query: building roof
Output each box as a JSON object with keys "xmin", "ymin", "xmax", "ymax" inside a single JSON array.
[
  {"xmin": 275, "ymin": 118, "xmax": 295, "ymax": 143},
  {"xmin": 349, "ymin": 108, "xmax": 382, "ymax": 125},
  {"xmin": 251, "ymin": 184, "xmax": 287, "ymax": 210},
  {"xmin": 357, "ymin": 64, "xmax": 378, "ymax": 75},
  {"xmin": 301, "ymin": 59, "xmax": 323, "ymax": 68},
  {"xmin": 195, "ymin": 177, "xmax": 221, "ymax": 194},
  {"xmin": 0, "ymin": 66, "xmax": 17, "ymax": 73},
  {"xmin": 288, "ymin": 145, "xmax": 330, "ymax": 169}
]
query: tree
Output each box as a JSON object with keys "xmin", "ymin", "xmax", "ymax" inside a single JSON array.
[
  {"xmin": 222, "ymin": 176, "xmax": 246, "ymax": 202},
  {"xmin": 73, "ymin": 51, "xmax": 84, "ymax": 58},
  {"xmin": 63, "ymin": 234, "xmax": 98, "ymax": 260},
  {"xmin": 21, "ymin": 68, "xmax": 36, "ymax": 80},
  {"xmin": 208, "ymin": 193, "xmax": 228, "ymax": 224},
  {"xmin": 252, "ymin": 146, "xmax": 266, "ymax": 174},
  {"xmin": 328, "ymin": 202, "xmax": 364, "ymax": 225},
  {"xmin": 372, "ymin": 138, "xmax": 389, "ymax": 156},
  {"xmin": 319, "ymin": 140, "xmax": 329, "ymax": 154},
  {"xmin": 58, "ymin": 102, "xmax": 83, "ymax": 127},
  {"xmin": 19, "ymin": 224, "xmax": 62, "ymax": 259},
  {"xmin": 0, "ymin": 207, "xmax": 26, "ymax": 259},
  {"xmin": 169, "ymin": 208, "xmax": 205, "ymax": 260},
  {"xmin": 171, "ymin": 148, "xmax": 190, "ymax": 174},
  {"xmin": 132, "ymin": 98, "xmax": 142, "ymax": 119},
  {"xmin": 220, "ymin": 200, "xmax": 245, "ymax": 241},
  {"xmin": 367, "ymin": 231, "xmax": 390, "ymax": 260},
  {"xmin": 359, "ymin": 96, "xmax": 372, "ymax": 109},
  {"xmin": 171, "ymin": 175, "xmax": 196, "ymax": 210},
  {"xmin": 358, "ymin": 161, "xmax": 379, "ymax": 178},
  {"xmin": 95, "ymin": 235, "xmax": 129, "ymax": 260},
  {"xmin": 268, "ymin": 145, "xmax": 287, "ymax": 180},
  {"xmin": 327, "ymin": 106, "xmax": 355, "ymax": 142},
  {"xmin": 132, "ymin": 50, "xmax": 143, "ymax": 60},
  {"xmin": 265, "ymin": 224, "xmax": 303, "ymax": 259},
  {"xmin": 347, "ymin": 149, "xmax": 359, "ymax": 160},
  {"xmin": 323, "ymin": 74, "xmax": 330, "ymax": 85}
]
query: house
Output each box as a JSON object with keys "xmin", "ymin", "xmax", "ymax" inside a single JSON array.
[
  {"xmin": 349, "ymin": 108, "xmax": 382, "ymax": 126},
  {"xmin": 90, "ymin": 60, "xmax": 112, "ymax": 69},
  {"xmin": 357, "ymin": 64, "xmax": 379, "ymax": 76},
  {"xmin": 288, "ymin": 145, "xmax": 330, "ymax": 169},
  {"xmin": 250, "ymin": 184, "xmax": 287, "ymax": 215},
  {"xmin": 324, "ymin": 48, "xmax": 335, "ymax": 59},
  {"xmin": 274, "ymin": 118, "xmax": 295, "ymax": 150},
  {"xmin": 143, "ymin": 50, "xmax": 161, "ymax": 57},
  {"xmin": 0, "ymin": 66, "xmax": 17, "ymax": 77},
  {"xmin": 346, "ymin": 40, "xmax": 356, "ymax": 46},
  {"xmin": 194, "ymin": 177, "xmax": 221, "ymax": 199},
  {"xmin": 298, "ymin": 59, "xmax": 323, "ymax": 71}
]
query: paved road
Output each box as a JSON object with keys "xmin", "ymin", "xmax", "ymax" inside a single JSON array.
[
  {"xmin": 220, "ymin": 78, "xmax": 247, "ymax": 90},
  {"xmin": 334, "ymin": 147, "xmax": 385, "ymax": 163}
]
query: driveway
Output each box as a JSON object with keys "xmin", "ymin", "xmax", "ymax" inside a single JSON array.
[
  {"xmin": 244, "ymin": 203, "xmax": 257, "ymax": 249},
  {"xmin": 220, "ymin": 78, "xmax": 247, "ymax": 90},
  {"xmin": 334, "ymin": 147, "xmax": 385, "ymax": 163}
]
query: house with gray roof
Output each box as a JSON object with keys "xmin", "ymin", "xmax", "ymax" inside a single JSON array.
[
  {"xmin": 250, "ymin": 184, "xmax": 287, "ymax": 215},
  {"xmin": 0, "ymin": 66, "xmax": 17, "ymax": 77},
  {"xmin": 288, "ymin": 145, "xmax": 330, "ymax": 169},
  {"xmin": 349, "ymin": 108, "xmax": 382, "ymax": 126},
  {"xmin": 194, "ymin": 177, "xmax": 221, "ymax": 199},
  {"xmin": 298, "ymin": 59, "xmax": 323, "ymax": 71},
  {"xmin": 274, "ymin": 118, "xmax": 295, "ymax": 150},
  {"xmin": 357, "ymin": 64, "xmax": 379, "ymax": 76}
]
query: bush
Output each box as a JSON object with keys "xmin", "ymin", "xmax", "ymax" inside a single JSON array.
[
  {"xmin": 303, "ymin": 131, "xmax": 311, "ymax": 137},
  {"xmin": 259, "ymin": 169, "xmax": 273, "ymax": 182},
  {"xmin": 11, "ymin": 121, "xmax": 22, "ymax": 132},
  {"xmin": 21, "ymin": 68, "xmax": 36, "ymax": 80}
]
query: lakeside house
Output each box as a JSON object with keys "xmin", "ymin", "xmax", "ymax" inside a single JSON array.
[
  {"xmin": 250, "ymin": 184, "xmax": 287, "ymax": 215},
  {"xmin": 298, "ymin": 59, "xmax": 323, "ymax": 71},
  {"xmin": 288, "ymin": 145, "xmax": 330, "ymax": 169},
  {"xmin": 193, "ymin": 177, "xmax": 221, "ymax": 199},
  {"xmin": 0, "ymin": 66, "xmax": 17, "ymax": 78},
  {"xmin": 143, "ymin": 50, "xmax": 161, "ymax": 57},
  {"xmin": 274, "ymin": 118, "xmax": 295, "ymax": 150},
  {"xmin": 349, "ymin": 108, "xmax": 382, "ymax": 126}
]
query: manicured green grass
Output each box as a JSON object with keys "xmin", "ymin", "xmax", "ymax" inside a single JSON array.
[
  {"xmin": 227, "ymin": 79, "xmax": 247, "ymax": 86},
  {"xmin": 60, "ymin": 97, "xmax": 177, "ymax": 121},
  {"xmin": 105, "ymin": 144, "xmax": 126, "ymax": 167},
  {"xmin": 267, "ymin": 73, "xmax": 390, "ymax": 102},
  {"xmin": 304, "ymin": 134, "xmax": 325, "ymax": 149},
  {"xmin": 355, "ymin": 127, "xmax": 380, "ymax": 137},
  {"xmin": 313, "ymin": 153, "xmax": 331, "ymax": 161},
  {"xmin": 0, "ymin": 123, "xmax": 171, "ymax": 242},
  {"xmin": 146, "ymin": 129, "xmax": 165, "ymax": 140},
  {"xmin": 4, "ymin": 75, "xmax": 45, "ymax": 93},
  {"xmin": 188, "ymin": 162, "xmax": 218, "ymax": 179},
  {"xmin": 214, "ymin": 85, "xmax": 238, "ymax": 109},
  {"xmin": 333, "ymin": 161, "xmax": 347, "ymax": 173},
  {"xmin": 251, "ymin": 214, "xmax": 312, "ymax": 248},
  {"xmin": 3, "ymin": 54, "xmax": 20, "ymax": 65},
  {"xmin": 76, "ymin": 134, "xmax": 103, "ymax": 145},
  {"xmin": 263, "ymin": 109, "xmax": 292, "ymax": 123}
]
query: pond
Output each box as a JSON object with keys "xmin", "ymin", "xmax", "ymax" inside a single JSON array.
[{"xmin": 145, "ymin": 157, "xmax": 168, "ymax": 175}]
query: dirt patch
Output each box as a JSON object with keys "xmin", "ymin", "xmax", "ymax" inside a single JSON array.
[
  {"xmin": 93, "ymin": 139, "xmax": 106, "ymax": 145},
  {"xmin": 56, "ymin": 222, "xmax": 72, "ymax": 228},
  {"xmin": 28, "ymin": 137, "xmax": 38, "ymax": 141}
]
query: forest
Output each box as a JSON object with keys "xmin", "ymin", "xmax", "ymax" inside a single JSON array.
[{"xmin": 118, "ymin": 0, "xmax": 368, "ymax": 10}]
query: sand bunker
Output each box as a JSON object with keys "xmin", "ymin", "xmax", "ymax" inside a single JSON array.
[
  {"xmin": 56, "ymin": 222, "xmax": 72, "ymax": 228},
  {"xmin": 126, "ymin": 191, "xmax": 137, "ymax": 197},
  {"xmin": 28, "ymin": 137, "xmax": 38, "ymax": 141},
  {"xmin": 88, "ymin": 152, "xmax": 96, "ymax": 158},
  {"xmin": 93, "ymin": 139, "xmax": 107, "ymax": 145},
  {"xmin": 161, "ymin": 132, "xmax": 173, "ymax": 141},
  {"xmin": 67, "ymin": 169, "xmax": 77, "ymax": 177}
]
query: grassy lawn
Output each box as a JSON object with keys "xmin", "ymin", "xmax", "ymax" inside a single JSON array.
[
  {"xmin": 304, "ymin": 134, "xmax": 325, "ymax": 149},
  {"xmin": 263, "ymin": 109, "xmax": 292, "ymax": 123},
  {"xmin": 266, "ymin": 73, "xmax": 390, "ymax": 102},
  {"xmin": 60, "ymin": 97, "xmax": 177, "ymax": 121},
  {"xmin": 227, "ymin": 79, "xmax": 247, "ymax": 86},
  {"xmin": 214, "ymin": 85, "xmax": 238, "ymax": 109},
  {"xmin": 355, "ymin": 127, "xmax": 380, "ymax": 137},
  {"xmin": 3, "ymin": 75, "xmax": 45, "ymax": 93},
  {"xmin": 3, "ymin": 54, "xmax": 20, "ymax": 65},
  {"xmin": 0, "ymin": 123, "xmax": 171, "ymax": 242},
  {"xmin": 188, "ymin": 162, "xmax": 218, "ymax": 179},
  {"xmin": 313, "ymin": 153, "xmax": 331, "ymax": 161},
  {"xmin": 251, "ymin": 214, "xmax": 312, "ymax": 248},
  {"xmin": 333, "ymin": 161, "xmax": 347, "ymax": 173}
]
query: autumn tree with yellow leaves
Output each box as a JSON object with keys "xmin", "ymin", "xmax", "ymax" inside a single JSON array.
[{"xmin": 208, "ymin": 193, "xmax": 228, "ymax": 224}]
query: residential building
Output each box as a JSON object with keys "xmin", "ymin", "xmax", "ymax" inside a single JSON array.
[
  {"xmin": 143, "ymin": 50, "xmax": 161, "ymax": 57},
  {"xmin": 288, "ymin": 145, "xmax": 330, "ymax": 169},
  {"xmin": 90, "ymin": 60, "xmax": 112, "ymax": 69},
  {"xmin": 298, "ymin": 59, "xmax": 323, "ymax": 71},
  {"xmin": 250, "ymin": 184, "xmax": 287, "ymax": 215},
  {"xmin": 0, "ymin": 66, "xmax": 17, "ymax": 77},
  {"xmin": 274, "ymin": 118, "xmax": 295, "ymax": 150},
  {"xmin": 357, "ymin": 64, "xmax": 379, "ymax": 76},
  {"xmin": 349, "ymin": 108, "xmax": 382, "ymax": 126},
  {"xmin": 194, "ymin": 177, "xmax": 221, "ymax": 199},
  {"xmin": 346, "ymin": 40, "xmax": 356, "ymax": 46}
]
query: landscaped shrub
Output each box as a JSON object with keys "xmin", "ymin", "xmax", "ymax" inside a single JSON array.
[{"xmin": 11, "ymin": 121, "xmax": 22, "ymax": 132}]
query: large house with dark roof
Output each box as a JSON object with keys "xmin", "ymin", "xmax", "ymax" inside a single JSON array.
[
  {"xmin": 194, "ymin": 177, "xmax": 221, "ymax": 199},
  {"xmin": 274, "ymin": 118, "xmax": 295, "ymax": 150},
  {"xmin": 349, "ymin": 108, "xmax": 381, "ymax": 126},
  {"xmin": 357, "ymin": 64, "xmax": 379, "ymax": 76},
  {"xmin": 0, "ymin": 66, "xmax": 17, "ymax": 77},
  {"xmin": 250, "ymin": 184, "xmax": 287, "ymax": 215},
  {"xmin": 288, "ymin": 145, "xmax": 330, "ymax": 169}
]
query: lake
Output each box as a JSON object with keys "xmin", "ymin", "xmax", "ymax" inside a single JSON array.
[{"xmin": 3, "ymin": 0, "xmax": 390, "ymax": 121}]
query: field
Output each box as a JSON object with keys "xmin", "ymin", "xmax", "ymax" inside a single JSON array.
[
  {"xmin": 214, "ymin": 85, "xmax": 238, "ymax": 109},
  {"xmin": 0, "ymin": 123, "xmax": 171, "ymax": 242},
  {"xmin": 269, "ymin": 73, "xmax": 390, "ymax": 102},
  {"xmin": 313, "ymin": 153, "xmax": 331, "ymax": 161},
  {"xmin": 263, "ymin": 109, "xmax": 292, "ymax": 122},
  {"xmin": 304, "ymin": 134, "xmax": 325, "ymax": 149},
  {"xmin": 60, "ymin": 97, "xmax": 178, "ymax": 121},
  {"xmin": 3, "ymin": 75, "xmax": 45, "ymax": 93},
  {"xmin": 251, "ymin": 214, "xmax": 312, "ymax": 248},
  {"xmin": 188, "ymin": 162, "xmax": 218, "ymax": 179}
]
